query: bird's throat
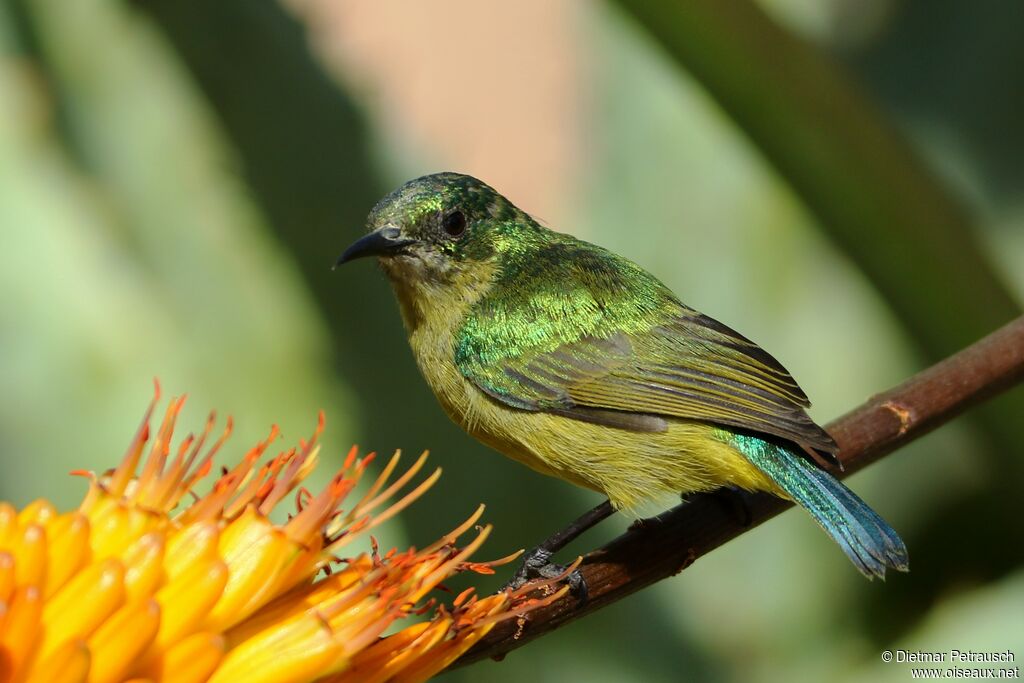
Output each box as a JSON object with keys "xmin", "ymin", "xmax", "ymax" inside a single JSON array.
[{"xmin": 384, "ymin": 258, "xmax": 498, "ymax": 336}]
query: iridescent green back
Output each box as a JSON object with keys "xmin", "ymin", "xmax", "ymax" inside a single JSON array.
[{"xmin": 454, "ymin": 225, "xmax": 837, "ymax": 454}]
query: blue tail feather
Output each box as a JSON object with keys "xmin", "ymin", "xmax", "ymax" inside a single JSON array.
[{"xmin": 733, "ymin": 434, "xmax": 909, "ymax": 579}]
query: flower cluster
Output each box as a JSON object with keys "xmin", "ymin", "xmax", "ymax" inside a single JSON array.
[{"xmin": 0, "ymin": 384, "xmax": 563, "ymax": 683}]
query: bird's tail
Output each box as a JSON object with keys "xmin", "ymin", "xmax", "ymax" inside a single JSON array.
[{"xmin": 735, "ymin": 435, "xmax": 909, "ymax": 578}]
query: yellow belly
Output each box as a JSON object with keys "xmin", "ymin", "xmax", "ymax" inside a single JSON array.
[
  {"xmin": 406, "ymin": 313, "xmax": 780, "ymax": 514},
  {"xmin": 388, "ymin": 268, "xmax": 780, "ymax": 514},
  {"xmin": 467, "ymin": 399, "xmax": 781, "ymax": 513}
]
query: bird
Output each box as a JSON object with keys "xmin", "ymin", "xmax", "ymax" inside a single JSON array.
[{"xmin": 335, "ymin": 172, "xmax": 909, "ymax": 582}]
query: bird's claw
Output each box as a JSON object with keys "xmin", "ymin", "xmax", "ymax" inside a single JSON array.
[{"xmin": 503, "ymin": 547, "xmax": 588, "ymax": 604}]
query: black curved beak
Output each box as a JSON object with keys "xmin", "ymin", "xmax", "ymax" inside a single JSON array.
[{"xmin": 333, "ymin": 226, "xmax": 417, "ymax": 269}]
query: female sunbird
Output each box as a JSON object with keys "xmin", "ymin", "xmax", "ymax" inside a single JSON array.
[{"xmin": 337, "ymin": 172, "xmax": 908, "ymax": 580}]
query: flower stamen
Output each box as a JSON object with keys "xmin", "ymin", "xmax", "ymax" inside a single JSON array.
[{"xmin": 0, "ymin": 388, "xmax": 554, "ymax": 683}]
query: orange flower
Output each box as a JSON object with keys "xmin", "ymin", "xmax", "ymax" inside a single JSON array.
[{"xmin": 0, "ymin": 383, "xmax": 564, "ymax": 683}]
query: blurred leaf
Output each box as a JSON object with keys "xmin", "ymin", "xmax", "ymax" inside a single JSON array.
[
  {"xmin": 0, "ymin": 0, "xmax": 346, "ymax": 507},
  {"xmin": 610, "ymin": 0, "xmax": 1024, "ymax": 637},
  {"xmin": 608, "ymin": 0, "xmax": 1021, "ymax": 438}
]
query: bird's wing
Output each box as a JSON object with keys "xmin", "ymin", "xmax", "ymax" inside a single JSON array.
[{"xmin": 455, "ymin": 245, "xmax": 836, "ymax": 454}]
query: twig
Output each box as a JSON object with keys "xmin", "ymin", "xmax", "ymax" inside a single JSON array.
[{"xmin": 454, "ymin": 316, "xmax": 1024, "ymax": 668}]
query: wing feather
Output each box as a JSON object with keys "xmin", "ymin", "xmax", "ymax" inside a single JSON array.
[{"xmin": 454, "ymin": 236, "xmax": 836, "ymax": 456}]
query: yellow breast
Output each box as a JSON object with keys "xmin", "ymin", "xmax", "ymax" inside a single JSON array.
[
  {"xmin": 385, "ymin": 260, "xmax": 570, "ymax": 477},
  {"xmin": 384, "ymin": 260, "xmax": 780, "ymax": 514}
]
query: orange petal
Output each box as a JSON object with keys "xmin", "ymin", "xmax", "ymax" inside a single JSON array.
[
  {"xmin": 122, "ymin": 533, "xmax": 166, "ymax": 602},
  {"xmin": 40, "ymin": 558, "xmax": 125, "ymax": 660},
  {"xmin": 270, "ymin": 538, "xmax": 324, "ymax": 598},
  {"xmin": 16, "ymin": 500, "xmax": 56, "ymax": 529},
  {"xmin": 0, "ymin": 503, "xmax": 17, "ymax": 549},
  {"xmin": 12, "ymin": 524, "xmax": 47, "ymax": 593},
  {"xmin": 327, "ymin": 619, "xmax": 449, "ymax": 683},
  {"xmin": 389, "ymin": 622, "xmax": 497, "ymax": 683},
  {"xmin": 223, "ymin": 558, "xmax": 373, "ymax": 649},
  {"xmin": 163, "ymin": 522, "xmax": 219, "ymax": 584},
  {"xmin": 0, "ymin": 586, "xmax": 42, "ymax": 681},
  {"xmin": 148, "ymin": 632, "xmax": 225, "ymax": 683},
  {"xmin": 24, "ymin": 638, "xmax": 90, "ymax": 683},
  {"xmin": 208, "ymin": 613, "xmax": 341, "ymax": 683},
  {"xmin": 153, "ymin": 558, "xmax": 228, "ymax": 650},
  {"xmin": 0, "ymin": 552, "xmax": 15, "ymax": 604},
  {"xmin": 204, "ymin": 509, "xmax": 293, "ymax": 631},
  {"xmin": 84, "ymin": 497, "xmax": 132, "ymax": 560},
  {"xmin": 43, "ymin": 513, "xmax": 91, "ymax": 599},
  {"xmin": 86, "ymin": 599, "xmax": 161, "ymax": 683}
]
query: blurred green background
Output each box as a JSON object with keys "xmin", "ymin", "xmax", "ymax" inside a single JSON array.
[{"xmin": 1, "ymin": 0, "xmax": 1021, "ymax": 681}]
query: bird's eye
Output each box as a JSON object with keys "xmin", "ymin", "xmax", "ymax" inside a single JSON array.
[{"xmin": 442, "ymin": 210, "xmax": 467, "ymax": 238}]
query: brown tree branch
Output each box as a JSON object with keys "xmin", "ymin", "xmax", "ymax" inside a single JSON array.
[{"xmin": 455, "ymin": 315, "xmax": 1024, "ymax": 668}]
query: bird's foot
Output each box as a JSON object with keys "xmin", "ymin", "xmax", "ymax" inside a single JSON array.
[{"xmin": 503, "ymin": 547, "xmax": 588, "ymax": 604}]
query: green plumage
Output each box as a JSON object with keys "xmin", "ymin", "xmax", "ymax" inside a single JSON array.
[
  {"xmin": 730, "ymin": 433, "xmax": 908, "ymax": 577},
  {"xmin": 340, "ymin": 172, "xmax": 909, "ymax": 579},
  {"xmin": 454, "ymin": 219, "xmax": 837, "ymax": 454}
]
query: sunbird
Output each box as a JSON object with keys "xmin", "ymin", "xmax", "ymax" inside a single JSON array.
[{"xmin": 337, "ymin": 172, "xmax": 909, "ymax": 582}]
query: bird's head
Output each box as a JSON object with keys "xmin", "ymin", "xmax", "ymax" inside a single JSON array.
[{"xmin": 335, "ymin": 173, "xmax": 536, "ymax": 290}]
